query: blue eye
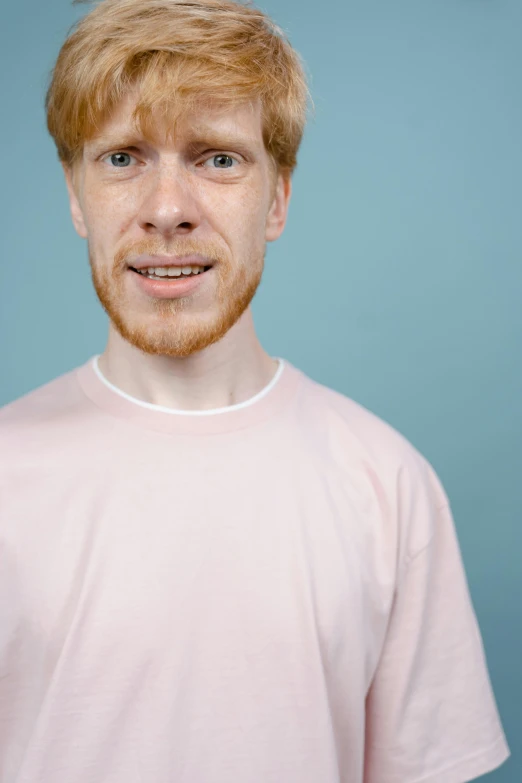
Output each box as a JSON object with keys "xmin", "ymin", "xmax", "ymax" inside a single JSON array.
[
  {"xmin": 206, "ymin": 154, "xmax": 235, "ymax": 169},
  {"xmin": 109, "ymin": 152, "xmax": 133, "ymax": 167}
]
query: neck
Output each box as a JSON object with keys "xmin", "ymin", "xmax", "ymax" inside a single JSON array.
[{"xmin": 97, "ymin": 309, "xmax": 278, "ymax": 412}]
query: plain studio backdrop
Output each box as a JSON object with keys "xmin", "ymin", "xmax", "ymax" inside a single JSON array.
[{"xmin": 1, "ymin": 1, "xmax": 520, "ymax": 779}]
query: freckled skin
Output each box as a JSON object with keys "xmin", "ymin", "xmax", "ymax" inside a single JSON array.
[{"xmin": 63, "ymin": 95, "xmax": 291, "ymax": 366}]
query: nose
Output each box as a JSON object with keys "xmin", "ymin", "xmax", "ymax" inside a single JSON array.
[{"xmin": 136, "ymin": 166, "xmax": 201, "ymax": 237}]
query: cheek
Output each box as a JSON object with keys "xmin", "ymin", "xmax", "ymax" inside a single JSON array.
[
  {"xmin": 223, "ymin": 187, "xmax": 269, "ymax": 242},
  {"xmin": 84, "ymin": 189, "xmax": 135, "ymax": 243}
]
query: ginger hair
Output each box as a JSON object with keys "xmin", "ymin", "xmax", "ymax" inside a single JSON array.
[{"xmin": 45, "ymin": 0, "xmax": 311, "ymax": 177}]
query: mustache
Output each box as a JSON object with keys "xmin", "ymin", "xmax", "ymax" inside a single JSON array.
[{"xmin": 114, "ymin": 237, "xmax": 228, "ymax": 267}]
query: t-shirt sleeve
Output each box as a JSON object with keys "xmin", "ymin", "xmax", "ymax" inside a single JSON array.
[{"xmin": 363, "ymin": 500, "xmax": 511, "ymax": 783}]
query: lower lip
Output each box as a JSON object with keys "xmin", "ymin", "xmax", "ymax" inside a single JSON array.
[{"xmin": 129, "ymin": 268, "xmax": 212, "ymax": 299}]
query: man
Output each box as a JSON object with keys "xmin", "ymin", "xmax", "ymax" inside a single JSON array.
[{"xmin": 0, "ymin": 0, "xmax": 511, "ymax": 780}]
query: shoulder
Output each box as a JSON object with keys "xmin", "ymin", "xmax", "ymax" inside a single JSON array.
[
  {"xmin": 293, "ymin": 367, "xmax": 427, "ymax": 469},
  {"xmin": 291, "ymin": 366, "xmax": 450, "ymax": 531},
  {"xmin": 0, "ymin": 366, "xmax": 80, "ymax": 429},
  {"xmin": 0, "ymin": 363, "xmax": 97, "ymax": 461}
]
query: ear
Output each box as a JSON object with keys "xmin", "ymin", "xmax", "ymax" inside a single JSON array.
[
  {"xmin": 265, "ymin": 173, "xmax": 292, "ymax": 242},
  {"xmin": 62, "ymin": 162, "xmax": 88, "ymax": 239}
]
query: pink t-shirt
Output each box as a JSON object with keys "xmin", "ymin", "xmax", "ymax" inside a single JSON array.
[{"xmin": 0, "ymin": 355, "xmax": 510, "ymax": 783}]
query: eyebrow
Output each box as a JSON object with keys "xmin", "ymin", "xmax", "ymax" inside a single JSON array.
[
  {"xmin": 88, "ymin": 130, "xmax": 260, "ymax": 158},
  {"xmin": 188, "ymin": 125, "xmax": 259, "ymax": 149},
  {"xmin": 88, "ymin": 135, "xmax": 141, "ymax": 153},
  {"xmin": 189, "ymin": 131, "xmax": 259, "ymax": 154}
]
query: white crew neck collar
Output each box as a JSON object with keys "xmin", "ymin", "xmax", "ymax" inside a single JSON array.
[
  {"xmin": 91, "ymin": 354, "xmax": 286, "ymax": 416},
  {"xmin": 76, "ymin": 353, "xmax": 302, "ymax": 436}
]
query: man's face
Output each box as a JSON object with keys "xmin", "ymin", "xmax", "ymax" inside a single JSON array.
[{"xmin": 64, "ymin": 95, "xmax": 291, "ymax": 357}]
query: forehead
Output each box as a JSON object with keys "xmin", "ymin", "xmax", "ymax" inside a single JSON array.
[{"xmin": 86, "ymin": 92, "xmax": 265, "ymax": 150}]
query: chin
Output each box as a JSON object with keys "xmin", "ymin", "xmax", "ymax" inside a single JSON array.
[{"xmin": 91, "ymin": 259, "xmax": 263, "ymax": 357}]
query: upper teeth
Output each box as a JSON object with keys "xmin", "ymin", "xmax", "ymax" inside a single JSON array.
[{"xmin": 138, "ymin": 266, "xmax": 206, "ymax": 277}]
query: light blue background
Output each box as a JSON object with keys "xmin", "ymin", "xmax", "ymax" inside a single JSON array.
[{"xmin": 1, "ymin": 0, "xmax": 520, "ymax": 779}]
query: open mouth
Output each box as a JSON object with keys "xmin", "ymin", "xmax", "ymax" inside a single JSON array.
[{"xmin": 129, "ymin": 266, "xmax": 212, "ymax": 280}]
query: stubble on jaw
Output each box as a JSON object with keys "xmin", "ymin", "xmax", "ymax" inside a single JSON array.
[{"xmin": 87, "ymin": 236, "xmax": 266, "ymax": 357}]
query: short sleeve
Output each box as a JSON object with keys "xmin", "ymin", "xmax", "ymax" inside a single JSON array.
[{"xmin": 364, "ymin": 502, "xmax": 511, "ymax": 783}]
